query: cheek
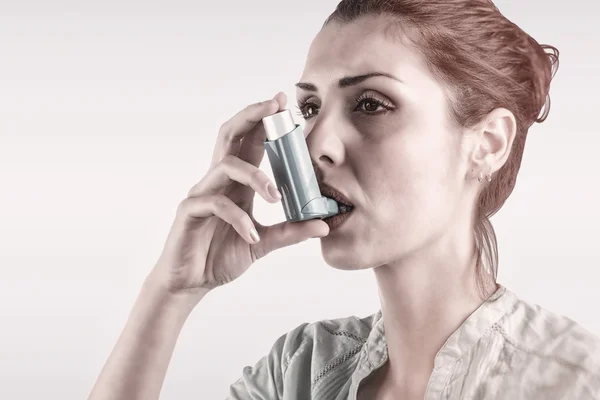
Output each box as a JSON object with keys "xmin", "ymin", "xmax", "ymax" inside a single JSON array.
[{"xmin": 357, "ymin": 122, "xmax": 458, "ymax": 223}]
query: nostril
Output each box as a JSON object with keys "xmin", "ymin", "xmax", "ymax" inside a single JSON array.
[{"xmin": 319, "ymin": 155, "xmax": 334, "ymax": 164}]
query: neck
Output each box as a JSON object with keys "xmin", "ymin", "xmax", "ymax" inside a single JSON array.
[{"xmin": 372, "ymin": 227, "xmax": 497, "ymax": 385}]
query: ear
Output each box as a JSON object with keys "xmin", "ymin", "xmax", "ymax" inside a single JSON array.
[{"xmin": 469, "ymin": 108, "xmax": 517, "ymax": 178}]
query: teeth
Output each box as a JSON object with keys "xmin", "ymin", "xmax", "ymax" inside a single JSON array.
[{"xmin": 339, "ymin": 204, "xmax": 353, "ymax": 214}]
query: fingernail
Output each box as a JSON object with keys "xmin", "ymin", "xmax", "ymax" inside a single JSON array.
[
  {"xmin": 268, "ymin": 183, "xmax": 282, "ymax": 199},
  {"xmin": 250, "ymin": 227, "xmax": 260, "ymax": 243}
]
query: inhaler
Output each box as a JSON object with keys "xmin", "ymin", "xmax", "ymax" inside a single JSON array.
[{"xmin": 262, "ymin": 109, "xmax": 340, "ymax": 222}]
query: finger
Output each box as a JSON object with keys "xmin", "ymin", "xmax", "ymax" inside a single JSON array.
[
  {"xmin": 187, "ymin": 154, "xmax": 282, "ymax": 203},
  {"xmin": 177, "ymin": 195, "xmax": 261, "ymax": 245},
  {"xmin": 237, "ymin": 92, "xmax": 289, "ymax": 168},
  {"xmin": 211, "ymin": 98, "xmax": 280, "ymax": 169},
  {"xmin": 252, "ymin": 218, "xmax": 330, "ymax": 259},
  {"xmin": 273, "ymin": 91, "xmax": 288, "ymax": 111}
]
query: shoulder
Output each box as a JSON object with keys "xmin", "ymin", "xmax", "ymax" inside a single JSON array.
[
  {"xmin": 499, "ymin": 295, "xmax": 600, "ymax": 371},
  {"xmin": 274, "ymin": 310, "xmax": 380, "ymax": 372},
  {"xmin": 495, "ymin": 293, "xmax": 600, "ymax": 396},
  {"xmin": 280, "ymin": 310, "xmax": 379, "ymax": 350},
  {"xmin": 228, "ymin": 312, "xmax": 380, "ymax": 399}
]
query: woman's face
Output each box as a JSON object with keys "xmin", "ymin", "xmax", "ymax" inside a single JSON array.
[{"xmin": 299, "ymin": 15, "xmax": 475, "ymax": 270}]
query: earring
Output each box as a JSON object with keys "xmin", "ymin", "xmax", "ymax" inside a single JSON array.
[{"xmin": 478, "ymin": 166, "xmax": 493, "ymax": 183}]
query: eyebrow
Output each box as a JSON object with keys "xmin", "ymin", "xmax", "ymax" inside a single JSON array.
[{"xmin": 295, "ymin": 72, "xmax": 403, "ymax": 92}]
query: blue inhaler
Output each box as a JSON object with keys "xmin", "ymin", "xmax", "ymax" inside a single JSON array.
[{"xmin": 262, "ymin": 109, "xmax": 340, "ymax": 222}]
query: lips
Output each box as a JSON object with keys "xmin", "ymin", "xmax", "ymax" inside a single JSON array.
[{"xmin": 319, "ymin": 183, "xmax": 354, "ymax": 208}]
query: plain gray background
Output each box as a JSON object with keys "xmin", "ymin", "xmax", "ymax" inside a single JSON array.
[{"xmin": 0, "ymin": 1, "xmax": 598, "ymax": 399}]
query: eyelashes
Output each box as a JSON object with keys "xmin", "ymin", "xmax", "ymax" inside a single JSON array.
[
  {"xmin": 295, "ymin": 93, "xmax": 395, "ymax": 120},
  {"xmin": 295, "ymin": 99, "xmax": 319, "ymax": 119}
]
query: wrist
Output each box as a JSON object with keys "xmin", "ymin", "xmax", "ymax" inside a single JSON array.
[{"xmin": 140, "ymin": 268, "xmax": 210, "ymax": 317}]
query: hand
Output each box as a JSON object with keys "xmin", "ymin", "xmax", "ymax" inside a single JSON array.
[{"xmin": 150, "ymin": 92, "xmax": 330, "ymax": 297}]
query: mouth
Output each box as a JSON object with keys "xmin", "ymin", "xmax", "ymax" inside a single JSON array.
[
  {"xmin": 319, "ymin": 183, "xmax": 355, "ymax": 215},
  {"xmin": 336, "ymin": 203, "xmax": 354, "ymax": 214}
]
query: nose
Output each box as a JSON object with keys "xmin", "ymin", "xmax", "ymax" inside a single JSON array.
[{"xmin": 305, "ymin": 113, "xmax": 344, "ymax": 169}]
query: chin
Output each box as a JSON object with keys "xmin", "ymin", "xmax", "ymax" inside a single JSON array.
[
  {"xmin": 318, "ymin": 227, "xmax": 415, "ymax": 272},
  {"xmin": 319, "ymin": 239, "xmax": 374, "ymax": 271}
]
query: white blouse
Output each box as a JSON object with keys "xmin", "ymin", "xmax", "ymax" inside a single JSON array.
[{"xmin": 228, "ymin": 285, "xmax": 600, "ymax": 399}]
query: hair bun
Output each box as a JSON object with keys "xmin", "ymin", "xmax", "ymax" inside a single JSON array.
[{"xmin": 535, "ymin": 44, "xmax": 560, "ymax": 124}]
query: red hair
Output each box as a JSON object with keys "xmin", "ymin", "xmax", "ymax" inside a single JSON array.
[{"xmin": 324, "ymin": 0, "xmax": 559, "ymax": 294}]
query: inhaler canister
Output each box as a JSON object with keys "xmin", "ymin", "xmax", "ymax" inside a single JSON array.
[{"xmin": 262, "ymin": 110, "xmax": 340, "ymax": 222}]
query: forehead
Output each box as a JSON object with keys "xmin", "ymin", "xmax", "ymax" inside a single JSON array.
[{"xmin": 302, "ymin": 15, "xmax": 426, "ymax": 82}]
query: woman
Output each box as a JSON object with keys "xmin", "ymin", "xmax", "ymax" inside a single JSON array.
[{"xmin": 88, "ymin": 1, "xmax": 600, "ymax": 399}]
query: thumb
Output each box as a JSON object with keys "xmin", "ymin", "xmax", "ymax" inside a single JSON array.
[{"xmin": 255, "ymin": 218, "xmax": 329, "ymax": 256}]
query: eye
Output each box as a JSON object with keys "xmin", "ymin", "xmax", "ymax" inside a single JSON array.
[
  {"xmin": 354, "ymin": 93, "xmax": 394, "ymax": 115},
  {"xmin": 295, "ymin": 98, "xmax": 319, "ymax": 120},
  {"xmin": 295, "ymin": 92, "xmax": 395, "ymax": 120}
]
